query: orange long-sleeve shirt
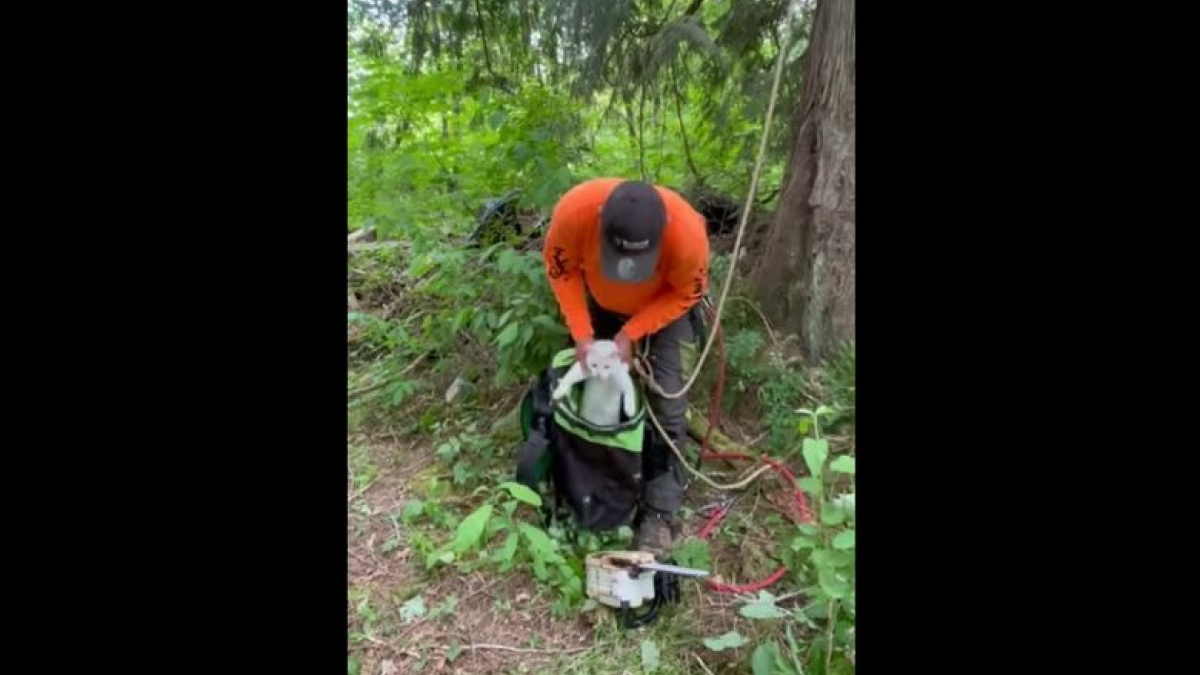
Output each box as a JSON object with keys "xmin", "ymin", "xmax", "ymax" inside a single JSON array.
[{"xmin": 543, "ymin": 178, "xmax": 709, "ymax": 342}]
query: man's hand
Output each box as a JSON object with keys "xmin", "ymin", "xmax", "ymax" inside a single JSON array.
[
  {"xmin": 575, "ymin": 338, "xmax": 594, "ymax": 370},
  {"xmin": 614, "ymin": 331, "xmax": 632, "ymax": 364}
]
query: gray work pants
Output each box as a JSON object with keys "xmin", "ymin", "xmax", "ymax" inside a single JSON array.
[{"xmin": 577, "ymin": 299, "xmax": 693, "ymax": 514}]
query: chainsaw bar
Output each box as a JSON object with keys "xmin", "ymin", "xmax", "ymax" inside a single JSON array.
[{"xmin": 634, "ymin": 561, "xmax": 711, "ymax": 578}]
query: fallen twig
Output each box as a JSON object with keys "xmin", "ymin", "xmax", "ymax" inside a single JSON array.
[
  {"xmin": 693, "ymin": 653, "xmax": 717, "ymax": 675},
  {"xmin": 348, "ymin": 353, "xmax": 429, "ymax": 400},
  {"xmin": 347, "ymin": 476, "xmax": 379, "ymax": 504},
  {"xmin": 361, "ymin": 635, "xmax": 419, "ymax": 658},
  {"xmin": 467, "ymin": 644, "xmax": 591, "ymax": 655},
  {"xmin": 460, "ymin": 578, "xmax": 503, "ymax": 604}
]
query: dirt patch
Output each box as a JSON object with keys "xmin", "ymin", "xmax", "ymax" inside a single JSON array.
[
  {"xmin": 348, "ymin": 428, "xmax": 809, "ymax": 675},
  {"xmin": 348, "ymin": 437, "xmax": 598, "ymax": 675}
]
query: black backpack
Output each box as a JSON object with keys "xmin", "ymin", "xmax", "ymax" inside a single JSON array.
[{"xmin": 515, "ymin": 348, "xmax": 650, "ymax": 532}]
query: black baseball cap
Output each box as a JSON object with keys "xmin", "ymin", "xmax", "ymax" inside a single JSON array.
[{"xmin": 599, "ymin": 181, "xmax": 666, "ymax": 283}]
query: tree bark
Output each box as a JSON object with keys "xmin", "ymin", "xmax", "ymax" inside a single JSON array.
[{"xmin": 751, "ymin": 0, "xmax": 855, "ymax": 362}]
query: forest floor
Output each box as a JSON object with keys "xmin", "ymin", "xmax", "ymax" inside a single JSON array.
[
  {"xmin": 347, "ymin": 238, "xmax": 853, "ymax": 675},
  {"xmin": 347, "ymin": 426, "xmax": 798, "ymax": 675}
]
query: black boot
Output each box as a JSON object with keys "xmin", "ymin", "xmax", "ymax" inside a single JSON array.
[{"xmin": 633, "ymin": 508, "xmax": 678, "ymax": 558}]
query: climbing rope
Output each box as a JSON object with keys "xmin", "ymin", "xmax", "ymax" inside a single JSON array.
[
  {"xmin": 633, "ymin": 0, "xmax": 798, "ymax": 402},
  {"xmin": 642, "ymin": 302, "xmax": 815, "ymax": 595},
  {"xmin": 633, "ymin": 0, "xmax": 805, "ymax": 496},
  {"xmin": 633, "ymin": 3, "xmax": 816, "ymax": 594}
]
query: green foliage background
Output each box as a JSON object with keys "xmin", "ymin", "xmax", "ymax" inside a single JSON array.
[{"xmin": 346, "ymin": 2, "xmax": 855, "ymax": 673}]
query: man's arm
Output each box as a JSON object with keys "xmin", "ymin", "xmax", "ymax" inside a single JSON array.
[{"xmin": 543, "ymin": 200, "xmax": 594, "ymax": 343}]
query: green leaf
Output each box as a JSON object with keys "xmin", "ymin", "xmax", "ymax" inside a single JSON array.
[
  {"xmin": 803, "ymin": 438, "xmax": 829, "ymax": 479},
  {"xmin": 519, "ymin": 323, "xmax": 534, "ymax": 346},
  {"xmin": 512, "ymin": 142, "xmax": 531, "ymax": 163},
  {"xmin": 452, "ymin": 464, "xmax": 472, "ymax": 485},
  {"xmin": 739, "ymin": 591, "xmax": 790, "ymax": 620},
  {"xmin": 531, "ymin": 555, "xmax": 548, "ymax": 581},
  {"xmin": 446, "ymin": 643, "xmax": 463, "ymax": 662},
  {"xmin": 451, "ymin": 307, "xmax": 472, "ymax": 333},
  {"xmin": 348, "ymin": 656, "xmax": 360, "ymax": 675},
  {"xmin": 518, "ymin": 522, "xmax": 563, "ymax": 564},
  {"xmin": 790, "ymin": 535, "xmax": 817, "ymax": 550},
  {"xmin": 426, "ymin": 549, "xmax": 454, "ymax": 568},
  {"xmin": 796, "ymin": 417, "xmax": 812, "ymax": 436},
  {"xmin": 494, "ymin": 532, "xmax": 519, "ymax": 568},
  {"xmin": 497, "ymin": 249, "xmax": 520, "ymax": 274},
  {"xmin": 811, "ymin": 549, "xmax": 854, "ymax": 570},
  {"xmin": 672, "ymin": 537, "xmax": 711, "ymax": 571},
  {"xmin": 751, "ymin": 642, "xmax": 783, "ymax": 675},
  {"xmin": 399, "ymin": 595, "xmax": 426, "ymax": 623},
  {"xmin": 818, "ymin": 568, "xmax": 851, "ymax": 599},
  {"xmin": 451, "ymin": 503, "xmax": 494, "ymax": 554},
  {"xmin": 401, "ymin": 499, "xmax": 425, "ymax": 523},
  {"xmin": 830, "ymin": 455, "xmax": 856, "ymax": 474},
  {"xmin": 496, "ymin": 322, "xmax": 520, "ymax": 347},
  {"xmin": 641, "ymin": 640, "xmax": 660, "ymax": 673},
  {"xmin": 498, "ymin": 481, "xmax": 543, "ymax": 507},
  {"xmin": 387, "ymin": 380, "xmax": 416, "ymax": 406},
  {"xmin": 797, "ymin": 477, "xmax": 823, "ymax": 496},
  {"xmin": 703, "ymin": 631, "xmax": 749, "ymax": 652},
  {"xmin": 833, "ymin": 529, "xmax": 856, "ymax": 550},
  {"xmin": 821, "ymin": 506, "xmax": 847, "ymax": 526}
]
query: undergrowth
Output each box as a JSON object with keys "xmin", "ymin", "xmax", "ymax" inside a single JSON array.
[{"xmin": 349, "ymin": 239, "xmax": 855, "ymax": 673}]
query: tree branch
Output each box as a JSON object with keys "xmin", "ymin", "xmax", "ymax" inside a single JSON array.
[{"xmin": 671, "ymin": 63, "xmax": 703, "ymax": 184}]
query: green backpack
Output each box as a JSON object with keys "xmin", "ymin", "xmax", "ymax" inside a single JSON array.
[{"xmin": 516, "ymin": 348, "xmax": 649, "ymax": 532}]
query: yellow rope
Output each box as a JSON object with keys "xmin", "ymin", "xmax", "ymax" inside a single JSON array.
[{"xmin": 635, "ymin": 0, "xmax": 799, "ymax": 400}]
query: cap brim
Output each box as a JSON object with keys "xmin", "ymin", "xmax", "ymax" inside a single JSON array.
[{"xmin": 600, "ymin": 235, "xmax": 661, "ymax": 283}]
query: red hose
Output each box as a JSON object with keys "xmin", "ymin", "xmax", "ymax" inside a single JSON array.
[
  {"xmin": 692, "ymin": 304, "xmax": 815, "ymax": 594},
  {"xmin": 706, "ymin": 567, "xmax": 788, "ymax": 594}
]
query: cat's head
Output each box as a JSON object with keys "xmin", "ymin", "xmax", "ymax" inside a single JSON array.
[{"xmin": 586, "ymin": 339, "xmax": 625, "ymax": 379}]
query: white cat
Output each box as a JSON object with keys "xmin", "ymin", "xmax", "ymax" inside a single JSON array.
[{"xmin": 552, "ymin": 339, "xmax": 637, "ymax": 426}]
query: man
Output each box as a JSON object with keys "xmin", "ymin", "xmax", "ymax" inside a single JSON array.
[{"xmin": 542, "ymin": 177, "xmax": 709, "ymax": 556}]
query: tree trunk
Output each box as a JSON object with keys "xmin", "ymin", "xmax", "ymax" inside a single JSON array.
[{"xmin": 751, "ymin": 0, "xmax": 855, "ymax": 362}]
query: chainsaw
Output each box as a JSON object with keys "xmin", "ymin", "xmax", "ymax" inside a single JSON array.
[{"xmin": 584, "ymin": 551, "xmax": 709, "ymax": 628}]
